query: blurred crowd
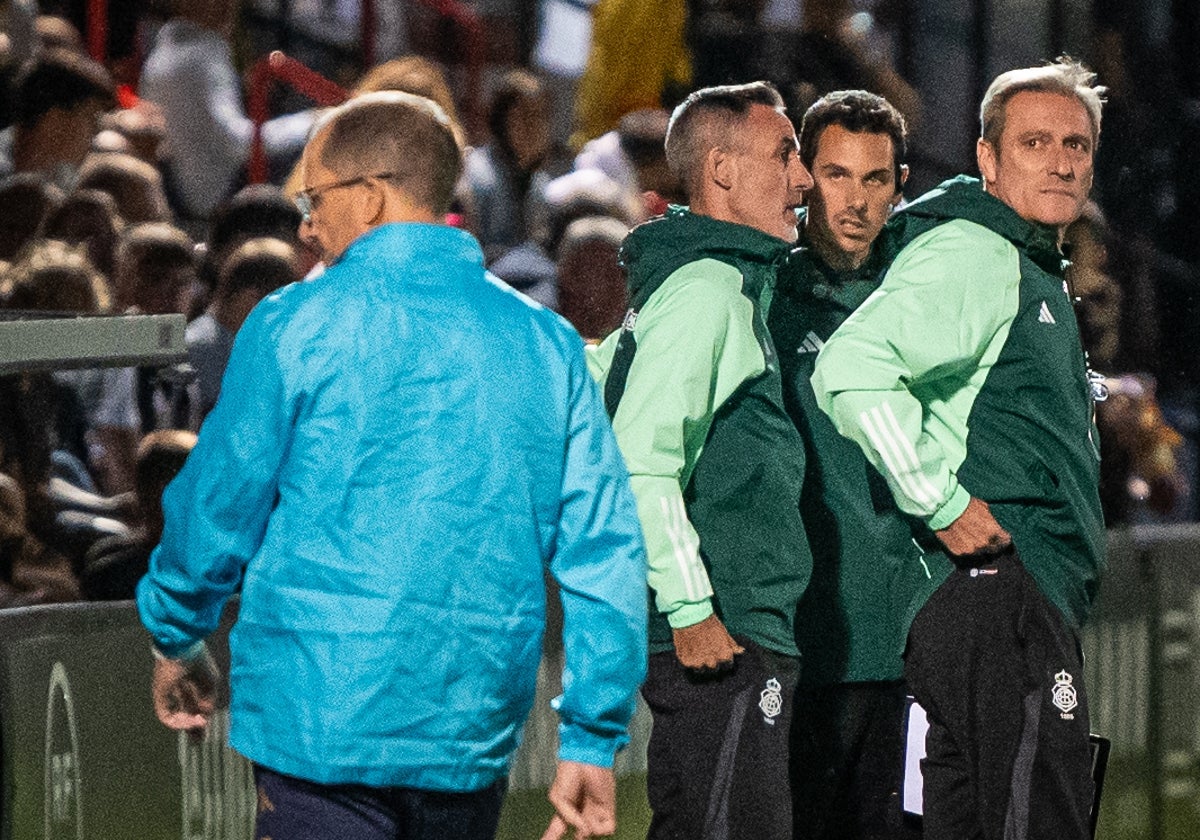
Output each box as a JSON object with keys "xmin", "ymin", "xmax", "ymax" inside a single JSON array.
[{"xmin": 0, "ymin": 0, "xmax": 1195, "ymax": 609}]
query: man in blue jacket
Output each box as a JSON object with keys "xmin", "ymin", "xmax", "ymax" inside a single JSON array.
[{"xmin": 137, "ymin": 91, "xmax": 648, "ymax": 840}]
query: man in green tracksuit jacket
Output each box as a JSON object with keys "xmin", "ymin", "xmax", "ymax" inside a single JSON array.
[
  {"xmin": 813, "ymin": 59, "xmax": 1107, "ymax": 840},
  {"xmin": 588, "ymin": 81, "xmax": 813, "ymax": 840},
  {"xmin": 770, "ymin": 90, "xmax": 950, "ymax": 840}
]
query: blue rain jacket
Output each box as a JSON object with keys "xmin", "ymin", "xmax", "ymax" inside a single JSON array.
[{"xmin": 137, "ymin": 223, "xmax": 648, "ymax": 791}]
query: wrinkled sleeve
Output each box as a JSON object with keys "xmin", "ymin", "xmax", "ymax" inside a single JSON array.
[
  {"xmin": 136, "ymin": 306, "xmax": 294, "ymax": 657},
  {"xmin": 611, "ymin": 264, "xmax": 764, "ymax": 629},
  {"xmin": 812, "ymin": 222, "xmax": 1016, "ymax": 529},
  {"xmin": 550, "ymin": 343, "xmax": 649, "ymax": 768}
]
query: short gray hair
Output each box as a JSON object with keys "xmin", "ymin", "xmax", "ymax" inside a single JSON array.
[
  {"xmin": 665, "ymin": 82, "xmax": 786, "ymax": 198},
  {"xmin": 312, "ymin": 91, "xmax": 463, "ymax": 215},
  {"xmin": 980, "ymin": 56, "xmax": 1106, "ymax": 150}
]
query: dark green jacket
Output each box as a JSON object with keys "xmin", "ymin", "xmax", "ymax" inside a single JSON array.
[
  {"xmin": 589, "ymin": 206, "xmax": 811, "ymax": 656},
  {"xmin": 771, "ymin": 226, "xmax": 952, "ymax": 685},
  {"xmin": 814, "ymin": 177, "xmax": 1106, "ymax": 630}
]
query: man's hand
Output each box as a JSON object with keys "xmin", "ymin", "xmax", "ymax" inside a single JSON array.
[
  {"xmin": 935, "ymin": 495, "xmax": 1012, "ymax": 557},
  {"xmin": 540, "ymin": 761, "xmax": 617, "ymax": 840},
  {"xmin": 672, "ymin": 613, "xmax": 744, "ymax": 671},
  {"xmin": 151, "ymin": 645, "xmax": 220, "ymax": 737}
]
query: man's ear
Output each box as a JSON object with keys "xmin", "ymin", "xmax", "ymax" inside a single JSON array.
[
  {"xmin": 976, "ymin": 138, "xmax": 998, "ymax": 186},
  {"xmin": 709, "ymin": 146, "xmax": 737, "ymax": 191},
  {"xmin": 362, "ymin": 177, "xmax": 389, "ymax": 225},
  {"xmin": 893, "ymin": 163, "xmax": 910, "ymax": 205}
]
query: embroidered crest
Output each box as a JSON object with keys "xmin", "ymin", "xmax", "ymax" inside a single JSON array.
[
  {"xmin": 1052, "ymin": 669, "xmax": 1078, "ymax": 718},
  {"xmin": 759, "ymin": 678, "xmax": 783, "ymax": 723}
]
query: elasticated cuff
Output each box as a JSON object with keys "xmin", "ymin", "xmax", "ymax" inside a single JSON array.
[
  {"xmin": 665, "ymin": 600, "xmax": 714, "ymax": 630},
  {"xmin": 927, "ymin": 483, "xmax": 971, "ymax": 532}
]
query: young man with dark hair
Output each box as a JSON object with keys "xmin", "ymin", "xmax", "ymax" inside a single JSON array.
[
  {"xmin": 770, "ymin": 88, "xmax": 948, "ymax": 840},
  {"xmin": 590, "ymin": 80, "xmax": 813, "ymax": 840},
  {"xmin": 186, "ymin": 237, "xmax": 299, "ymax": 420},
  {"xmin": 1, "ymin": 47, "xmax": 114, "ymax": 188},
  {"xmin": 814, "ymin": 58, "xmax": 1108, "ymax": 840},
  {"xmin": 464, "ymin": 69, "xmax": 553, "ymax": 262},
  {"xmin": 81, "ymin": 429, "xmax": 198, "ymax": 601}
]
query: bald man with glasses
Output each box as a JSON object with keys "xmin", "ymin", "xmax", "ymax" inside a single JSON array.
[{"xmin": 138, "ymin": 91, "xmax": 648, "ymax": 840}]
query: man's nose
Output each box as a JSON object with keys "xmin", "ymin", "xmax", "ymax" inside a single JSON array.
[
  {"xmin": 847, "ymin": 182, "xmax": 869, "ymax": 209},
  {"xmin": 791, "ymin": 158, "xmax": 814, "ymax": 192},
  {"xmin": 298, "ymin": 217, "xmax": 317, "ymax": 244},
  {"xmin": 1050, "ymin": 146, "xmax": 1075, "ymax": 179}
]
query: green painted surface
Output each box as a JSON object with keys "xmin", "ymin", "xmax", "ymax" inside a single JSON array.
[{"xmin": 497, "ymin": 774, "xmax": 652, "ymax": 840}]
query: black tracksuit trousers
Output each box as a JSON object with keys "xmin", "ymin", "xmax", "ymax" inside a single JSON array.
[
  {"xmin": 790, "ymin": 680, "xmax": 922, "ymax": 840},
  {"xmin": 904, "ymin": 548, "xmax": 1094, "ymax": 840},
  {"xmin": 642, "ymin": 639, "xmax": 800, "ymax": 840}
]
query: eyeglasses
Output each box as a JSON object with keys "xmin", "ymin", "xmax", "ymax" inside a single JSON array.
[{"xmin": 294, "ymin": 172, "xmax": 397, "ymax": 223}]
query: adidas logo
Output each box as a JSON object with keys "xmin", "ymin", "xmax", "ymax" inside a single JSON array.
[
  {"xmin": 1038, "ymin": 301, "xmax": 1056, "ymax": 325},
  {"xmin": 796, "ymin": 331, "xmax": 825, "ymax": 354}
]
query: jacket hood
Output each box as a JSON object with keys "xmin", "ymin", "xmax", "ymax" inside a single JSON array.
[
  {"xmin": 619, "ymin": 205, "xmax": 792, "ymax": 307},
  {"xmin": 887, "ymin": 175, "xmax": 1064, "ymax": 273}
]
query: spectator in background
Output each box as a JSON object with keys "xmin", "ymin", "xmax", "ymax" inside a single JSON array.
[
  {"xmin": 202, "ymin": 184, "xmax": 305, "ymax": 297},
  {"xmin": 0, "ymin": 47, "xmax": 114, "ymax": 189},
  {"xmin": 187, "ymin": 237, "xmax": 299, "ymax": 420},
  {"xmin": 0, "ymin": 173, "xmax": 65, "ymax": 261},
  {"xmin": 488, "ymin": 166, "xmax": 640, "ymax": 311},
  {"xmin": 575, "ymin": 108, "xmax": 681, "ymax": 216},
  {"xmin": 1066, "ymin": 202, "xmax": 1123, "ymax": 371},
  {"xmin": 89, "ymin": 222, "xmax": 198, "ymax": 495},
  {"xmin": 33, "ymin": 14, "xmax": 85, "ymax": 54},
  {"xmin": 541, "ymin": 168, "xmax": 642, "ymax": 252},
  {"xmin": 139, "ymin": 0, "xmax": 312, "ymax": 225},
  {"xmin": 1, "ymin": 237, "xmax": 110, "ymax": 314},
  {"xmin": 1062, "ymin": 205, "xmax": 1189, "ymax": 524},
  {"xmin": 464, "ymin": 69, "xmax": 553, "ymax": 263},
  {"xmin": 353, "ymin": 55, "xmax": 464, "ymax": 144},
  {"xmin": 0, "ymin": 1, "xmax": 38, "ymax": 72},
  {"xmin": 113, "ymin": 223, "xmax": 197, "ymax": 318},
  {"xmin": 0, "ymin": 376, "xmax": 80, "ymax": 606},
  {"xmin": 98, "ymin": 105, "xmax": 167, "ymax": 166},
  {"xmin": 555, "ymin": 215, "xmax": 628, "ymax": 340},
  {"xmin": 1, "ymin": 238, "xmax": 114, "ymax": 492},
  {"xmin": 532, "ymin": 0, "xmax": 598, "ymax": 148},
  {"xmin": 572, "ymin": 0, "xmax": 691, "ymax": 148},
  {"xmin": 0, "ymin": 241, "xmax": 115, "ymax": 603},
  {"xmin": 0, "ymin": 471, "xmax": 43, "ymax": 607},
  {"xmin": 782, "ymin": 0, "xmax": 923, "ymax": 135},
  {"xmin": 38, "ymin": 187, "xmax": 124, "ymax": 279},
  {"xmin": 77, "ymin": 152, "xmax": 171, "ymax": 225},
  {"xmin": 81, "ymin": 429, "xmax": 196, "ymax": 601}
]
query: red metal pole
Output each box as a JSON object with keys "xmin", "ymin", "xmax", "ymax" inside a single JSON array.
[
  {"xmin": 413, "ymin": 0, "xmax": 486, "ymax": 141},
  {"xmin": 87, "ymin": 0, "xmax": 108, "ymax": 64},
  {"xmin": 361, "ymin": 0, "xmax": 378, "ymax": 70},
  {"xmin": 247, "ymin": 57, "xmax": 272, "ymax": 185},
  {"xmin": 246, "ymin": 52, "xmax": 350, "ymax": 184},
  {"xmin": 267, "ymin": 52, "xmax": 351, "ymax": 107}
]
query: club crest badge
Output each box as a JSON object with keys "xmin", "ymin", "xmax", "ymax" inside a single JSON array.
[
  {"xmin": 1052, "ymin": 670, "xmax": 1078, "ymax": 719},
  {"xmin": 759, "ymin": 678, "xmax": 783, "ymax": 723}
]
